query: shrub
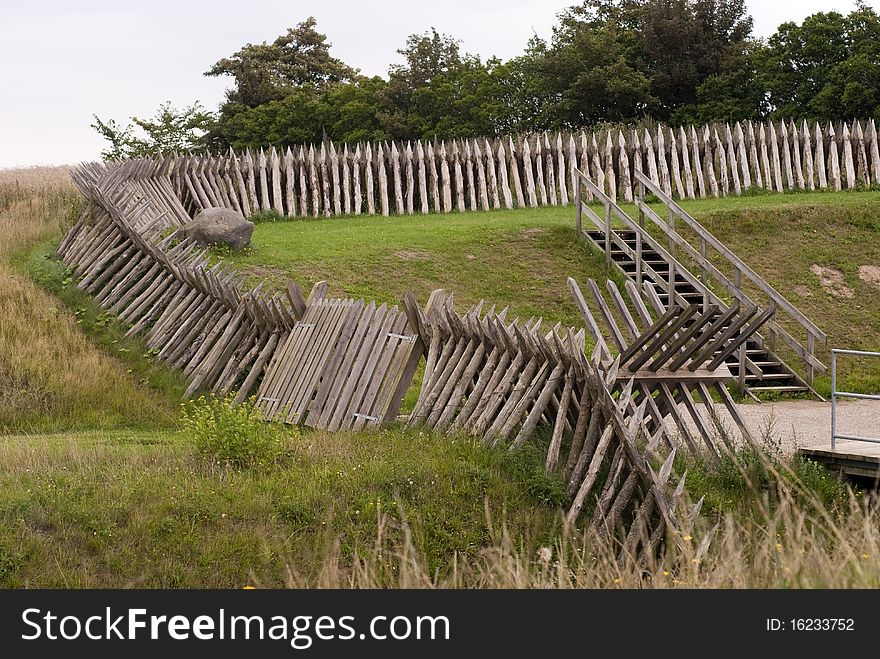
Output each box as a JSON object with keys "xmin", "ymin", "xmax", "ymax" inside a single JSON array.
[{"xmin": 180, "ymin": 395, "xmax": 296, "ymax": 469}]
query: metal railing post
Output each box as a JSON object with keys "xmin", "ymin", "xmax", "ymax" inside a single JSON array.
[
  {"xmin": 830, "ymin": 348, "xmax": 880, "ymax": 448},
  {"xmin": 831, "ymin": 351, "xmax": 837, "ymax": 450}
]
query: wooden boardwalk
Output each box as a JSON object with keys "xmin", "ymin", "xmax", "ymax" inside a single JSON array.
[{"xmin": 799, "ymin": 443, "xmax": 880, "ymax": 479}]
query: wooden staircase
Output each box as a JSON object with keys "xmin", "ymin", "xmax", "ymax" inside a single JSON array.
[
  {"xmin": 573, "ymin": 167, "xmax": 827, "ymax": 399},
  {"xmin": 583, "ymin": 228, "xmax": 810, "ymax": 394}
]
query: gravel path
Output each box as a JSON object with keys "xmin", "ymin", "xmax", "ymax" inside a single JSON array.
[{"xmin": 731, "ymin": 399, "xmax": 880, "ymax": 452}]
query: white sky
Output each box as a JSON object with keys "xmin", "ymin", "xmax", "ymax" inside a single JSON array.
[{"xmin": 0, "ymin": 0, "xmax": 874, "ymax": 168}]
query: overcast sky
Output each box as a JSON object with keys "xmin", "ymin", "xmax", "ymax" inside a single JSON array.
[{"xmin": 0, "ymin": 0, "xmax": 874, "ymax": 168}]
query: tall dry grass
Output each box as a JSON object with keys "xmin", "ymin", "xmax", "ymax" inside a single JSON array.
[
  {"xmin": 291, "ymin": 485, "xmax": 880, "ymax": 589},
  {"xmin": 0, "ymin": 167, "xmax": 177, "ymax": 432}
]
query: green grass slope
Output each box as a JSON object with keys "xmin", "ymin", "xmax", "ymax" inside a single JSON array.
[{"xmin": 225, "ymin": 190, "xmax": 880, "ymax": 392}]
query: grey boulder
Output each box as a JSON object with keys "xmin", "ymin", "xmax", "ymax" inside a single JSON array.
[{"xmin": 182, "ymin": 207, "xmax": 254, "ymax": 250}]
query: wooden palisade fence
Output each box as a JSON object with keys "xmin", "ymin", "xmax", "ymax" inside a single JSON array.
[
  {"xmin": 169, "ymin": 118, "xmax": 880, "ymax": 220},
  {"xmin": 59, "ymin": 152, "xmax": 790, "ymax": 557}
]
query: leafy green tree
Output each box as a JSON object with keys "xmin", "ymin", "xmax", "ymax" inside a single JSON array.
[
  {"xmin": 758, "ymin": 4, "xmax": 880, "ymax": 121},
  {"xmin": 206, "ymin": 17, "xmax": 357, "ymax": 108},
  {"xmin": 92, "ymin": 102, "xmax": 215, "ymax": 160},
  {"xmin": 535, "ymin": 5, "xmax": 656, "ymax": 127}
]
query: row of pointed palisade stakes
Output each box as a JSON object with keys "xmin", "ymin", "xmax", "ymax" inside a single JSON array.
[
  {"xmin": 59, "ymin": 156, "xmax": 769, "ymax": 557},
  {"xmin": 169, "ymin": 118, "xmax": 880, "ymax": 220}
]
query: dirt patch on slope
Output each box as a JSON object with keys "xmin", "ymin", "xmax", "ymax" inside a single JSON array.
[
  {"xmin": 810, "ymin": 264, "xmax": 853, "ymax": 298},
  {"xmin": 394, "ymin": 250, "xmax": 431, "ymax": 260},
  {"xmin": 858, "ymin": 265, "xmax": 880, "ymax": 289},
  {"xmin": 520, "ymin": 228, "xmax": 545, "ymax": 240}
]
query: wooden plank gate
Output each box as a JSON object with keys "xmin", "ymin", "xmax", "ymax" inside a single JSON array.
[{"xmin": 256, "ymin": 294, "xmax": 422, "ymax": 431}]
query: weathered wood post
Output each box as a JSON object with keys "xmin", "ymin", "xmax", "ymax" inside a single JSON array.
[
  {"xmin": 486, "ymin": 138, "xmax": 501, "ymax": 209},
  {"xmin": 464, "ymin": 139, "xmax": 477, "ymax": 211},
  {"xmin": 352, "ymin": 143, "xmax": 363, "ymax": 215},
  {"xmin": 802, "ymin": 120, "xmax": 815, "ymax": 191},
  {"xmin": 522, "ymin": 137, "xmax": 538, "ymax": 208},
  {"xmin": 329, "ymin": 142, "xmax": 342, "ymax": 215},
  {"xmin": 556, "ymin": 132, "xmax": 568, "ymax": 204},
  {"xmin": 747, "ymin": 120, "xmax": 763, "ymax": 189},
  {"xmin": 814, "ymin": 122, "xmax": 828, "ymax": 190},
  {"xmin": 439, "ymin": 141, "xmax": 452, "ymax": 213},
  {"xmin": 427, "ymin": 141, "xmax": 441, "ymax": 212},
  {"xmin": 534, "ymin": 136, "xmax": 548, "ymax": 205},
  {"xmin": 591, "ymin": 132, "xmax": 605, "ymax": 199},
  {"xmin": 725, "ymin": 124, "xmax": 741, "ymax": 195},
  {"xmin": 391, "ymin": 141, "xmax": 404, "ymax": 214},
  {"xmin": 308, "ymin": 145, "xmax": 321, "ymax": 217},
  {"xmin": 759, "ymin": 123, "xmax": 772, "ymax": 190},
  {"xmin": 497, "ymin": 140, "xmax": 513, "ymax": 209},
  {"xmin": 670, "ymin": 127, "xmax": 685, "ymax": 198},
  {"xmin": 644, "ymin": 128, "xmax": 659, "ymax": 187},
  {"xmin": 828, "ymin": 122, "xmax": 842, "ymax": 192},
  {"xmin": 377, "ymin": 142, "xmax": 389, "ymax": 216},
  {"xmin": 416, "ymin": 140, "xmax": 429, "ymax": 214},
  {"xmin": 842, "ymin": 122, "xmax": 856, "ymax": 189},
  {"xmin": 474, "ymin": 139, "xmax": 490, "ymax": 210},
  {"xmin": 510, "ymin": 137, "xmax": 526, "ymax": 208},
  {"xmin": 365, "ymin": 142, "xmax": 376, "ymax": 215},
  {"xmin": 704, "ymin": 126, "xmax": 719, "ymax": 197},
  {"xmin": 270, "ymin": 146, "xmax": 285, "ymax": 214},
  {"xmin": 404, "ymin": 142, "xmax": 414, "ymax": 214},
  {"xmin": 780, "ymin": 121, "xmax": 794, "ymax": 190},
  {"xmin": 790, "ymin": 121, "xmax": 805, "ymax": 189},
  {"xmin": 855, "ymin": 120, "xmax": 870, "ymax": 186},
  {"xmin": 714, "ymin": 127, "xmax": 729, "ymax": 196},
  {"xmin": 869, "ymin": 119, "xmax": 880, "ymax": 185},
  {"xmin": 284, "ymin": 147, "xmax": 297, "ymax": 216},
  {"xmin": 680, "ymin": 126, "xmax": 695, "ymax": 199},
  {"xmin": 735, "ymin": 122, "xmax": 751, "ymax": 190},
  {"xmin": 298, "ymin": 146, "xmax": 309, "ymax": 216},
  {"xmin": 320, "ymin": 143, "xmax": 332, "ymax": 216},
  {"xmin": 452, "ymin": 140, "xmax": 466, "ymax": 212},
  {"xmin": 618, "ymin": 130, "xmax": 632, "ymax": 202},
  {"xmin": 544, "ymin": 133, "xmax": 558, "ymax": 206},
  {"xmin": 768, "ymin": 122, "xmax": 783, "ymax": 192},
  {"xmin": 604, "ymin": 130, "xmax": 616, "ymax": 203},
  {"xmin": 258, "ymin": 147, "xmax": 271, "ymax": 211},
  {"xmin": 657, "ymin": 125, "xmax": 672, "ymax": 196}
]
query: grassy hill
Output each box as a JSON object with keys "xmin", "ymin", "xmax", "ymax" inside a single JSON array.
[
  {"xmin": 225, "ymin": 189, "xmax": 880, "ymax": 393},
  {"xmin": 2, "ymin": 169, "xmax": 880, "ymax": 587}
]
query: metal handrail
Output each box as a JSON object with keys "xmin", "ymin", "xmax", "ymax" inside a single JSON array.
[{"xmin": 831, "ymin": 349, "xmax": 880, "ymax": 449}]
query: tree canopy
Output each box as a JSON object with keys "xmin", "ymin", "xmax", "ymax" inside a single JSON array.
[{"xmin": 94, "ymin": 3, "xmax": 880, "ymax": 157}]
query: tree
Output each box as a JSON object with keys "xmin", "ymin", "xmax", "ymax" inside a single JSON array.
[
  {"xmin": 382, "ymin": 28, "xmax": 468, "ymax": 139},
  {"xmin": 206, "ymin": 17, "xmax": 357, "ymax": 108},
  {"xmin": 535, "ymin": 5, "xmax": 656, "ymax": 127},
  {"xmin": 758, "ymin": 4, "xmax": 880, "ymax": 121},
  {"xmin": 92, "ymin": 102, "xmax": 215, "ymax": 160}
]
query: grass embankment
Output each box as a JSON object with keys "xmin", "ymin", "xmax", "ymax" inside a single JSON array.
[
  {"xmin": 0, "ymin": 426, "xmax": 566, "ymax": 588},
  {"xmin": 0, "ymin": 168, "xmax": 181, "ymax": 433},
  {"xmin": 227, "ymin": 189, "xmax": 880, "ymax": 393}
]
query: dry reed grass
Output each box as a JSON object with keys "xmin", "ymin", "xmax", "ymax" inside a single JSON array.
[{"xmin": 0, "ymin": 168, "xmax": 178, "ymax": 431}]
